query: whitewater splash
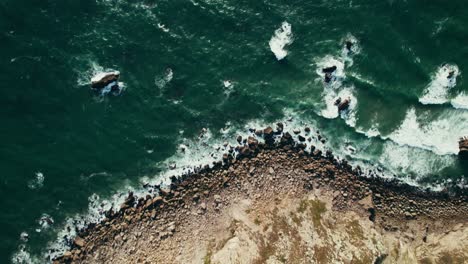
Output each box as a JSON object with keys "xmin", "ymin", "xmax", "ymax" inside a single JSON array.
[
  {"xmin": 387, "ymin": 107, "xmax": 468, "ymax": 155},
  {"xmin": 451, "ymin": 92, "xmax": 468, "ymax": 109},
  {"xmin": 341, "ymin": 34, "xmax": 360, "ymax": 66},
  {"xmin": 269, "ymin": 22, "xmax": 293, "ymax": 61},
  {"xmin": 27, "ymin": 172, "xmax": 44, "ymax": 190},
  {"xmin": 155, "ymin": 68, "xmax": 174, "ymax": 90},
  {"xmin": 419, "ymin": 64, "xmax": 460, "ymax": 105}
]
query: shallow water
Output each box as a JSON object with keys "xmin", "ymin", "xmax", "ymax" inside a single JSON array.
[{"xmin": 1, "ymin": 0, "xmax": 467, "ymax": 262}]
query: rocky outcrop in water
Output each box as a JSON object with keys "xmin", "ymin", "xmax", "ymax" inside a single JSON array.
[
  {"xmin": 459, "ymin": 137, "xmax": 468, "ymax": 159},
  {"xmin": 91, "ymin": 71, "xmax": 120, "ymax": 90},
  {"xmin": 335, "ymin": 97, "xmax": 351, "ymax": 112},
  {"xmin": 322, "ymin": 66, "xmax": 337, "ymax": 83}
]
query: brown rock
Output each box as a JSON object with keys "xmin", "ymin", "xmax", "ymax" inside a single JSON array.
[{"xmin": 74, "ymin": 236, "xmax": 86, "ymax": 248}]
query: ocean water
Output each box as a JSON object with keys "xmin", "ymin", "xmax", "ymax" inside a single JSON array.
[{"xmin": 1, "ymin": 0, "xmax": 467, "ymax": 262}]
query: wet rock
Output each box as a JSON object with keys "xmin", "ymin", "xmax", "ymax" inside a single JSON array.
[
  {"xmin": 298, "ymin": 135, "xmax": 306, "ymax": 142},
  {"xmin": 459, "ymin": 137, "xmax": 468, "ymax": 159},
  {"xmin": 263, "ymin": 127, "xmax": 274, "ymax": 137},
  {"xmin": 322, "ymin": 66, "xmax": 337, "ymax": 83},
  {"xmin": 91, "ymin": 71, "xmax": 120, "ymax": 89},
  {"xmin": 276, "ymin": 123, "xmax": 284, "ymax": 133},
  {"xmin": 335, "ymin": 97, "xmax": 351, "ymax": 112},
  {"xmin": 237, "ymin": 136, "xmax": 242, "ymax": 144},
  {"xmin": 247, "ymin": 137, "xmax": 258, "ymax": 149},
  {"xmin": 280, "ymin": 132, "xmax": 294, "ymax": 146},
  {"xmin": 263, "ymin": 126, "xmax": 275, "ymax": 145}
]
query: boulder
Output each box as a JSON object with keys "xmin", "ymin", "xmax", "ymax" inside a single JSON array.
[
  {"xmin": 74, "ymin": 236, "xmax": 85, "ymax": 248},
  {"xmin": 247, "ymin": 136, "xmax": 258, "ymax": 149},
  {"xmin": 91, "ymin": 71, "xmax": 120, "ymax": 89},
  {"xmin": 459, "ymin": 137, "xmax": 468, "ymax": 159},
  {"xmin": 263, "ymin": 127, "xmax": 274, "ymax": 137}
]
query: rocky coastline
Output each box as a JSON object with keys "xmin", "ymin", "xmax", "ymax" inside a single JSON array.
[{"xmin": 54, "ymin": 126, "xmax": 468, "ymax": 264}]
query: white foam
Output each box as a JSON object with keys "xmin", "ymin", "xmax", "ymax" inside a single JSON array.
[
  {"xmin": 36, "ymin": 213, "xmax": 54, "ymax": 233},
  {"xmin": 11, "ymin": 245, "xmax": 34, "ymax": 264},
  {"xmin": 269, "ymin": 22, "xmax": 293, "ymax": 61},
  {"xmin": 155, "ymin": 68, "xmax": 173, "ymax": 90},
  {"xmin": 451, "ymin": 92, "xmax": 468, "ymax": 109},
  {"xmin": 27, "ymin": 172, "xmax": 44, "ymax": 190},
  {"xmin": 222, "ymin": 80, "xmax": 235, "ymax": 96},
  {"xmin": 379, "ymin": 142, "xmax": 454, "ymax": 181},
  {"xmin": 157, "ymin": 23, "xmax": 170, "ymax": 33},
  {"xmin": 387, "ymin": 107, "xmax": 468, "ymax": 155},
  {"xmin": 419, "ymin": 64, "xmax": 460, "ymax": 105}
]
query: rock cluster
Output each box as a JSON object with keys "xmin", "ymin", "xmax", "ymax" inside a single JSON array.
[{"xmin": 53, "ymin": 126, "xmax": 468, "ymax": 263}]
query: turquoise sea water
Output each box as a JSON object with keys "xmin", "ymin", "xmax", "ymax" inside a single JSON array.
[{"xmin": 1, "ymin": 0, "xmax": 467, "ymax": 262}]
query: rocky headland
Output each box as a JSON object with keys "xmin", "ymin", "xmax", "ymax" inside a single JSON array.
[{"xmin": 54, "ymin": 126, "xmax": 468, "ymax": 264}]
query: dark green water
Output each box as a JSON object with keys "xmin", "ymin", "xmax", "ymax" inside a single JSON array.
[{"xmin": 1, "ymin": 0, "xmax": 467, "ymax": 262}]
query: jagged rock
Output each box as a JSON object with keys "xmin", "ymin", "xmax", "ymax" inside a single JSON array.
[
  {"xmin": 236, "ymin": 136, "xmax": 242, "ymax": 143},
  {"xmin": 91, "ymin": 71, "xmax": 120, "ymax": 89}
]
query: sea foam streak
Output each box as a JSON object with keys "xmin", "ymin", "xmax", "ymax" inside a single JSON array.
[
  {"xmin": 419, "ymin": 64, "xmax": 459, "ymax": 105},
  {"xmin": 269, "ymin": 22, "xmax": 293, "ymax": 61}
]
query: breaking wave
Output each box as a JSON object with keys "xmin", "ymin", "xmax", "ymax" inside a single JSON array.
[
  {"xmin": 419, "ymin": 64, "xmax": 460, "ymax": 105},
  {"xmin": 386, "ymin": 108, "xmax": 468, "ymax": 155},
  {"xmin": 269, "ymin": 22, "xmax": 293, "ymax": 61}
]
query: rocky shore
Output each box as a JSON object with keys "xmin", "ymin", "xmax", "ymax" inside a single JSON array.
[{"xmin": 54, "ymin": 126, "xmax": 468, "ymax": 264}]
